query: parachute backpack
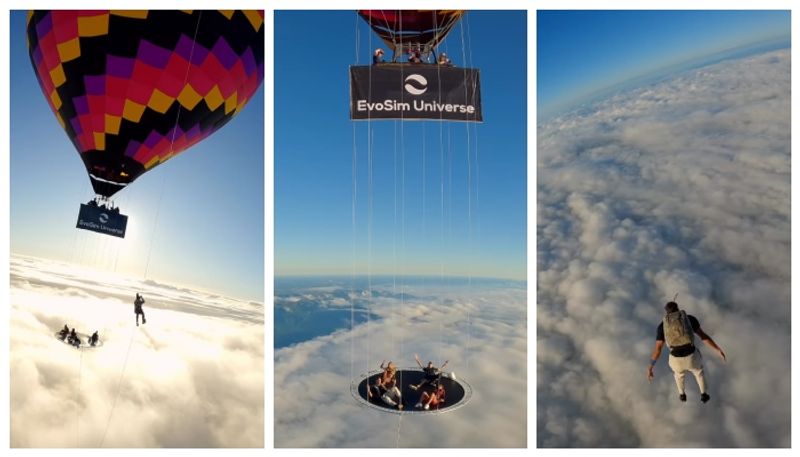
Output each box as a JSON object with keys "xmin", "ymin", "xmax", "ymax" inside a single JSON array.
[{"xmin": 663, "ymin": 310, "xmax": 694, "ymax": 349}]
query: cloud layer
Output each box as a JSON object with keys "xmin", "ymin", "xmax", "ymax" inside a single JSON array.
[
  {"xmin": 275, "ymin": 278, "xmax": 527, "ymax": 447},
  {"xmin": 10, "ymin": 255, "xmax": 264, "ymax": 448},
  {"xmin": 537, "ymin": 49, "xmax": 790, "ymax": 447}
]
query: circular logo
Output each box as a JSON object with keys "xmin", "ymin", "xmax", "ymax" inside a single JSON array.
[
  {"xmin": 404, "ymin": 74, "xmax": 428, "ymax": 95},
  {"xmin": 99, "ymin": 213, "xmax": 108, "ymax": 224}
]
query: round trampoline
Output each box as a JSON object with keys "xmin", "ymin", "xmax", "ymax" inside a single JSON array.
[
  {"xmin": 55, "ymin": 331, "xmax": 103, "ymax": 349},
  {"xmin": 351, "ymin": 368, "xmax": 472, "ymax": 415}
]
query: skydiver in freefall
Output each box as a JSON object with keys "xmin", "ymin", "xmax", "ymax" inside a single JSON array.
[
  {"xmin": 134, "ymin": 293, "xmax": 146, "ymax": 326},
  {"xmin": 89, "ymin": 331, "xmax": 99, "ymax": 347},
  {"xmin": 647, "ymin": 301, "xmax": 726, "ymax": 403}
]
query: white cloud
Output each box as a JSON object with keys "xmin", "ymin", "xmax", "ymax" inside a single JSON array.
[
  {"xmin": 10, "ymin": 255, "xmax": 264, "ymax": 448},
  {"xmin": 537, "ymin": 49, "xmax": 790, "ymax": 447},
  {"xmin": 274, "ymin": 282, "xmax": 527, "ymax": 447}
]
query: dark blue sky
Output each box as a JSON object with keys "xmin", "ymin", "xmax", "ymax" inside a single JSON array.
[
  {"xmin": 275, "ymin": 10, "xmax": 527, "ymax": 280},
  {"xmin": 538, "ymin": 10, "xmax": 791, "ymax": 118},
  {"xmin": 9, "ymin": 11, "xmax": 264, "ymax": 301}
]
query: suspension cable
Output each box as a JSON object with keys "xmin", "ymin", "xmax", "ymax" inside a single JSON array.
[
  {"xmin": 99, "ymin": 325, "xmax": 137, "ymax": 447},
  {"xmin": 144, "ymin": 11, "xmax": 203, "ymax": 280}
]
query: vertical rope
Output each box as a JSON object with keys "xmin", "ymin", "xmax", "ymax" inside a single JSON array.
[
  {"xmin": 75, "ymin": 348, "xmax": 83, "ymax": 447},
  {"xmin": 144, "ymin": 11, "xmax": 203, "ymax": 280},
  {"xmin": 350, "ymin": 8, "xmax": 359, "ymax": 395},
  {"xmin": 459, "ymin": 14, "xmax": 473, "ymax": 371},
  {"xmin": 397, "ymin": 11, "xmax": 406, "ymax": 435},
  {"xmin": 99, "ymin": 326, "xmax": 136, "ymax": 447},
  {"xmin": 464, "ymin": 13, "xmax": 480, "ymax": 241},
  {"xmin": 366, "ymin": 12, "xmax": 374, "ymax": 386}
]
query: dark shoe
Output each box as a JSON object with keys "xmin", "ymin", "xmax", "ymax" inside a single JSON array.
[
  {"xmin": 700, "ymin": 393, "xmax": 710, "ymax": 403},
  {"xmin": 679, "ymin": 393, "xmax": 687, "ymax": 402},
  {"xmin": 143, "ymin": 318, "xmax": 146, "ymax": 324}
]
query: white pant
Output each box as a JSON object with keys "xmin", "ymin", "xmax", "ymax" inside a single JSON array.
[
  {"xmin": 668, "ymin": 350, "xmax": 706, "ymax": 395},
  {"xmin": 382, "ymin": 386, "xmax": 402, "ymax": 406}
]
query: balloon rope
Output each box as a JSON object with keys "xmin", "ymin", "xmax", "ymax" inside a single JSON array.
[
  {"xmin": 434, "ymin": 10, "xmax": 445, "ymax": 368},
  {"xmin": 465, "ymin": 13, "xmax": 479, "ymax": 233},
  {"xmin": 398, "ymin": 12, "xmax": 406, "ymax": 433},
  {"xmin": 99, "ymin": 326, "xmax": 136, "ymax": 447},
  {"xmin": 395, "ymin": 412, "xmax": 403, "ymax": 447},
  {"xmin": 459, "ymin": 15, "xmax": 473, "ymax": 371},
  {"xmin": 76, "ymin": 348, "xmax": 83, "ymax": 447},
  {"xmin": 143, "ymin": 12, "xmax": 202, "ymax": 280},
  {"xmin": 366, "ymin": 13, "xmax": 373, "ymax": 387},
  {"xmin": 350, "ymin": 10, "xmax": 359, "ymax": 391},
  {"xmin": 392, "ymin": 14, "xmax": 406, "ymax": 402},
  {"xmin": 168, "ymin": 11, "xmax": 203, "ymax": 152}
]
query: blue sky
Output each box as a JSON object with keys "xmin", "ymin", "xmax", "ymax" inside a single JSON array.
[
  {"xmin": 538, "ymin": 10, "xmax": 791, "ymax": 118},
  {"xmin": 275, "ymin": 10, "xmax": 527, "ymax": 280},
  {"xmin": 9, "ymin": 11, "xmax": 264, "ymax": 301}
]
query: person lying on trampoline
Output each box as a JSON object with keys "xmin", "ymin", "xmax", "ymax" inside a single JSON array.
[
  {"xmin": 415, "ymin": 383, "xmax": 446, "ymax": 410},
  {"xmin": 409, "ymin": 353, "xmax": 448, "ymax": 391}
]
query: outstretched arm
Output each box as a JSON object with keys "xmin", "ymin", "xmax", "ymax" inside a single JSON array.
[
  {"xmin": 695, "ymin": 327, "xmax": 726, "ymax": 362},
  {"xmin": 414, "ymin": 353, "xmax": 423, "ymax": 368},
  {"xmin": 440, "ymin": 360, "xmax": 449, "ymax": 370},
  {"xmin": 647, "ymin": 340, "xmax": 664, "ymax": 383}
]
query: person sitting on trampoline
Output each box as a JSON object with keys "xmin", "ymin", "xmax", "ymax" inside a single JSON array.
[
  {"xmin": 380, "ymin": 378, "xmax": 404, "ymax": 410},
  {"xmin": 58, "ymin": 325, "xmax": 69, "ymax": 340},
  {"xmin": 410, "ymin": 353, "xmax": 448, "ymax": 390},
  {"xmin": 369, "ymin": 360, "xmax": 397, "ymax": 399},
  {"xmin": 67, "ymin": 328, "xmax": 80, "ymax": 347},
  {"xmin": 415, "ymin": 383, "xmax": 446, "ymax": 410}
]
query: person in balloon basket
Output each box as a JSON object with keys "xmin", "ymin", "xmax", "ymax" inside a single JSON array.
[
  {"xmin": 647, "ymin": 301, "xmax": 726, "ymax": 403},
  {"xmin": 410, "ymin": 353, "xmax": 448, "ymax": 390},
  {"xmin": 134, "ymin": 293, "xmax": 147, "ymax": 326},
  {"xmin": 373, "ymin": 48, "xmax": 385, "ymax": 65},
  {"xmin": 408, "ymin": 45, "xmax": 422, "ymax": 63}
]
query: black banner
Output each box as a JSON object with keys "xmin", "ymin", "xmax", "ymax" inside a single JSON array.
[
  {"xmin": 76, "ymin": 204, "xmax": 128, "ymax": 238},
  {"xmin": 350, "ymin": 65, "xmax": 482, "ymax": 122}
]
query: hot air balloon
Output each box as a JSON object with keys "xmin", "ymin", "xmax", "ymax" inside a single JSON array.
[
  {"xmin": 26, "ymin": 10, "xmax": 264, "ymax": 237},
  {"xmin": 350, "ymin": 10, "xmax": 481, "ymax": 122}
]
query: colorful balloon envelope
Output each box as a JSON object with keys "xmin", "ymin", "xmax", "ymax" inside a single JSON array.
[{"xmin": 27, "ymin": 10, "xmax": 264, "ymax": 197}]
